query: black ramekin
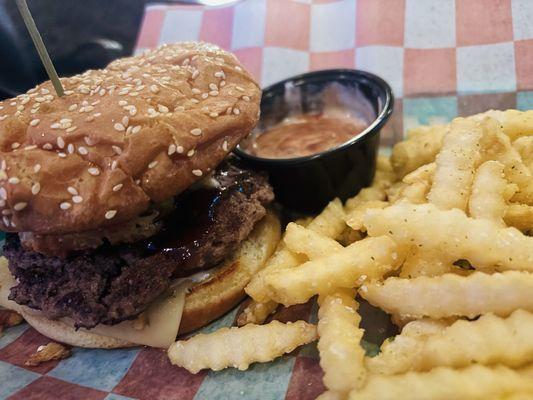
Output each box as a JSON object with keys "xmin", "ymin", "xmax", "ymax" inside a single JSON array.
[{"xmin": 234, "ymin": 69, "xmax": 394, "ymax": 214}]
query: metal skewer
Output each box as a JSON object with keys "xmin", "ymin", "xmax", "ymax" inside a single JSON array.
[{"xmin": 15, "ymin": 0, "xmax": 64, "ymax": 97}]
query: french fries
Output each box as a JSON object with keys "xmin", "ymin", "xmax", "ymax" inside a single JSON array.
[
  {"xmin": 348, "ymin": 365, "xmax": 533, "ymax": 400},
  {"xmin": 366, "ymin": 318, "xmax": 451, "ymax": 374},
  {"xmin": 236, "ymin": 299, "xmax": 278, "ymax": 327},
  {"xmin": 364, "ymin": 203, "xmax": 533, "ymax": 272},
  {"xmin": 468, "ymin": 160, "xmax": 514, "ymax": 226},
  {"xmin": 317, "ymin": 289, "xmax": 366, "ymax": 393},
  {"xmin": 245, "ymin": 199, "xmax": 344, "ymax": 303},
  {"xmin": 427, "ymin": 118, "xmax": 483, "ymax": 210},
  {"xmin": 513, "ymin": 136, "xmax": 533, "ymax": 172},
  {"xmin": 168, "ymin": 320, "xmax": 317, "ymax": 373},
  {"xmin": 367, "ymin": 310, "xmax": 533, "ymax": 374},
  {"xmin": 505, "ymin": 204, "xmax": 533, "ymax": 232},
  {"xmin": 390, "ymin": 124, "xmax": 446, "ymax": 178},
  {"xmin": 165, "ymin": 108, "xmax": 533, "ymax": 400},
  {"xmin": 399, "ymin": 249, "xmax": 456, "ymax": 278},
  {"xmin": 264, "ymin": 236, "xmax": 404, "ymax": 306},
  {"xmin": 283, "ymin": 222, "xmax": 343, "ymax": 259},
  {"xmin": 360, "ymin": 271, "xmax": 533, "ymax": 319}
]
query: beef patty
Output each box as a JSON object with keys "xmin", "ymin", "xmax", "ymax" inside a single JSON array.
[{"xmin": 4, "ymin": 162, "xmax": 274, "ymax": 329}]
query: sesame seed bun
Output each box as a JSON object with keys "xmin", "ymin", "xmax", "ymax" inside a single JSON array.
[{"xmin": 0, "ymin": 42, "xmax": 260, "ymax": 234}]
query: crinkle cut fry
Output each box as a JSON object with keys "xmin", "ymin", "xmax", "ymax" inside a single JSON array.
[
  {"xmin": 168, "ymin": 320, "xmax": 317, "ymax": 373},
  {"xmin": 360, "ymin": 271, "xmax": 533, "ymax": 319},
  {"xmin": 363, "ymin": 202, "xmax": 533, "ymax": 272},
  {"xmin": 318, "ymin": 289, "xmax": 366, "ymax": 392},
  {"xmin": 264, "ymin": 236, "xmax": 403, "ymax": 306},
  {"xmin": 367, "ymin": 310, "xmax": 533, "ymax": 374},
  {"xmin": 348, "ymin": 365, "xmax": 533, "ymax": 400},
  {"xmin": 427, "ymin": 117, "xmax": 483, "ymax": 211},
  {"xmin": 244, "ymin": 199, "xmax": 345, "ymax": 305}
]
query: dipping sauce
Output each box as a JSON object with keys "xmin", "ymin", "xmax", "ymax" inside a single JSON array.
[{"xmin": 245, "ymin": 114, "xmax": 368, "ymax": 159}]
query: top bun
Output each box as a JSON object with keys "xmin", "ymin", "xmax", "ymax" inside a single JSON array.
[{"xmin": 0, "ymin": 42, "xmax": 260, "ymax": 234}]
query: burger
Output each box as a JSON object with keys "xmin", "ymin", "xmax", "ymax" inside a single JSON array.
[{"xmin": 0, "ymin": 42, "xmax": 280, "ymax": 348}]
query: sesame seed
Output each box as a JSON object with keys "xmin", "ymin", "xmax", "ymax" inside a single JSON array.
[
  {"xmin": 168, "ymin": 144, "xmax": 176, "ymax": 155},
  {"xmin": 214, "ymin": 71, "xmax": 224, "ymax": 78},
  {"xmin": 67, "ymin": 186, "xmax": 78, "ymax": 195},
  {"xmin": 84, "ymin": 137, "xmax": 94, "ymax": 146},
  {"xmin": 222, "ymin": 140, "xmax": 229, "ymax": 152},
  {"xmin": 31, "ymin": 183, "xmax": 40, "ymax": 195},
  {"xmin": 57, "ymin": 137, "xmax": 65, "ymax": 148},
  {"xmin": 13, "ymin": 202, "xmax": 27, "ymax": 211},
  {"xmin": 226, "ymin": 107, "xmax": 232, "ymax": 115},
  {"xmin": 148, "ymin": 160, "xmax": 158, "ymax": 169},
  {"xmin": 209, "ymin": 90, "xmax": 219, "ymax": 96},
  {"xmin": 105, "ymin": 210, "xmax": 117, "ymax": 219},
  {"xmin": 112, "ymin": 184, "xmax": 123, "ymax": 192},
  {"xmin": 111, "ymin": 160, "xmax": 118, "ymax": 170},
  {"xmin": 50, "ymin": 122, "xmax": 61, "ymax": 129},
  {"xmin": 78, "ymin": 146, "xmax": 88, "ymax": 155},
  {"xmin": 236, "ymin": 86, "xmax": 244, "ymax": 92},
  {"xmin": 0, "ymin": 115, "xmax": 7, "ymax": 121},
  {"xmin": 30, "ymin": 119, "xmax": 40, "ymax": 127},
  {"xmin": 150, "ymin": 84, "xmax": 159, "ymax": 93},
  {"xmin": 177, "ymin": 145, "xmax": 184, "ymax": 154},
  {"xmin": 192, "ymin": 169, "xmax": 203, "ymax": 177},
  {"xmin": 201, "ymin": 93, "xmax": 208, "ymax": 99},
  {"xmin": 2, "ymin": 217, "xmax": 9, "ymax": 226},
  {"xmin": 11, "ymin": 142, "xmax": 20, "ymax": 149},
  {"xmin": 114, "ymin": 123, "xmax": 125, "ymax": 132},
  {"xmin": 220, "ymin": 80, "xmax": 226, "ymax": 87},
  {"xmin": 209, "ymin": 112, "xmax": 219, "ymax": 118},
  {"xmin": 122, "ymin": 116, "xmax": 129, "ymax": 126},
  {"xmin": 43, "ymin": 143, "xmax": 53, "ymax": 150},
  {"xmin": 67, "ymin": 143, "xmax": 74, "ymax": 154},
  {"xmin": 88, "ymin": 167, "xmax": 100, "ymax": 176},
  {"xmin": 58, "ymin": 152, "xmax": 67, "ymax": 158},
  {"xmin": 93, "ymin": 113, "xmax": 102, "ymax": 118},
  {"xmin": 209, "ymin": 83, "xmax": 218, "ymax": 91},
  {"xmin": 131, "ymin": 125, "xmax": 141, "ymax": 134},
  {"xmin": 2, "ymin": 209, "xmax": 11, "ymax": 215},
  {"xmin": 191, "ymin": 99, "xmax": 199, "ymax": 104},
  {"xmin": 34, "ymin": 164, "xmax": 41, "ymax": 173},
  {"xmin": 242, "ymin": 95, "xmax": 250, "ymax": 102},
  {"xmin": 66, "ymin": 126, "xmax": 77, "ymax": 133},
  {"xmin": 192, "ymin": 70, "xmax": 199, "ymax": 79},
  {"xmin": 41, "ymin": 88, "xmax": 50, "ymax": 94},
  {"xmin": 60, "ymin": 202, "xmax": 71, "ymax": 210},
  {"xmin": 157, "ymin": 104, "xmax": 169, "ymax": 113},
  {"xmin": 10, "ymin": 220, "xmax": 16, "ymax": 228},
  {"xmin": 118, "ymin": 100, "xmax": 128, "ymax": 106},
  {"xmin": 187, "ymin": 149, "xmax": 195, "ymax": 157},
  {"xmin": 233, "ymin": 108, "xmax": 240, "ymax": 115},
  {"xmin": 8, "ymin": 177, "xmax": 19, "ymax": 184},
  {"xmin": 147, "ymin": 108, "xmax": 156, "ymax": 115},
  {"xmin": 192, "ymin": 88, "xmax": 201, "ymax": 94},
  {"xmin": 72, "ymin": 195, "xmax": 83, "ymax": 203},
  {"xmin": 0, "ymin": 187, "xmax": 6, "ymax": 199},
  {"xmin": 111, "ymin": 145, "xmax": 122, "ymax": 155},
  {"xmin": 235, "ymin": 66, "xmax": 243, "ymax": 72},
  {"xmin": 190, "ymin": 128, "xmax": 202, "ymax": 136}
]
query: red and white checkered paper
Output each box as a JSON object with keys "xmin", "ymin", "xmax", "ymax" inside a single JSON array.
[{"xmin": 2, "ymin": 1, "xmax": 533, "ymax": 399}]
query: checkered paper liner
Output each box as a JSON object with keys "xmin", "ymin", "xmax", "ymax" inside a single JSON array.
[{"xmin": 2, "ymin": 0, "xmax": 533, "ymax": 398}]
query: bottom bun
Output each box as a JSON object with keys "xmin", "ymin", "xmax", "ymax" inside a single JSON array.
[
  {"xmin": 179, "ymin": 209, "xmax": 281, "ymax": 334},
  {"xmin": 20, "ymin": 311, "xmax": 135, "ymax": 349},
  {"xmin": 1, "ymin": 210, "xmax": 280, "ymax": 348}
]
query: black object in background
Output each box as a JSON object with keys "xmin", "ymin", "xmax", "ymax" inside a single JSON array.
[{"xmin": 0, "ymin": 0, "xmax": 146, "ymax": 99}]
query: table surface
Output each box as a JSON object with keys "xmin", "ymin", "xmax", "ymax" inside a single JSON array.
[{"xmin": 2, "ymin": 1, "xmax": 532, "ymax": 399}]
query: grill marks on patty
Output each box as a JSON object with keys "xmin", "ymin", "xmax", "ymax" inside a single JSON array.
[{"xmin": 4, "ymin": 163, "xmax": 274, "ymax": 329}]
